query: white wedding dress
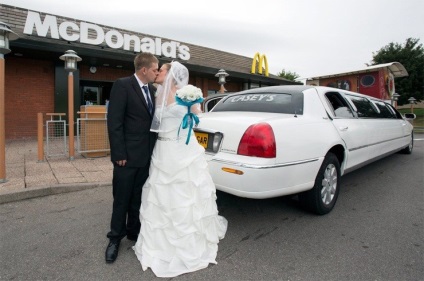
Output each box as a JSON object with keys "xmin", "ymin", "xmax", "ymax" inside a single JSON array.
[{"xmin": 134, "ymin": 103, "xmax": 228, "ymax": 278}]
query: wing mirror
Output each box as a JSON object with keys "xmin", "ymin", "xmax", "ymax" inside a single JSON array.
[{"xmin": 404, "ymin": 113, "xmax": 416, "ymax": 120}]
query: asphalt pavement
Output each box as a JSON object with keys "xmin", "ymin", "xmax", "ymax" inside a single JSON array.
[{"xmin": 1, "ymin": 139, "xmax": 423, "ymax": 280}]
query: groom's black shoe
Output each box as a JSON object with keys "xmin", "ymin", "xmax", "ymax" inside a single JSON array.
[{"xmin": 105, "ymin": 240, "xmax": 120, "ymax": 263}]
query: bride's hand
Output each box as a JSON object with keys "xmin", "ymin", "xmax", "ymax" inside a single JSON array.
[{"xmin": 191, "ymin": 103, "xmax": 202, "ymax": 114}]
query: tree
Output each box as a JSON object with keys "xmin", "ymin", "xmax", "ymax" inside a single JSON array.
[
  {"xmin": 277, "ymin": 69, "xmax": 300, "ymax": 81},
  {"xmin": 370, "ymin": 38, "xmax": 424, "ymax": 105}
]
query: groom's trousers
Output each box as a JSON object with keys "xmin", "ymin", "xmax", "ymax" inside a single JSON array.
[{"xmin": 107, "ymin": 164, "xmax": 149, "ymax": 242}]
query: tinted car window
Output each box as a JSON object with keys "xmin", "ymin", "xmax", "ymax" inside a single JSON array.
[
  {"xmin": 204, "ymin": 98, "xmax": 222, "ymax": 112},
  {"xmin": 345, "ymin": 95, "xmax": 379, "ymax": 118},
  {"xmin": 202, "ymin": 94, "xmax": 229, "ymax": 112},
  {"xmin": 325, "ymin": 92, "xmax": 355, "ymax": 118},
  {"xmin": 212, "ymin": 92, "xmax": 304, "ymax": 114},
  {"xmin": 386, "ymin": 103, "xmax": 404, "ymax": 119},
  {"xmin": 372, "ymin": 101, "xmax": 396, "ymax": 118}
]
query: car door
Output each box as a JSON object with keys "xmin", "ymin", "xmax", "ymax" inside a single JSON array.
[
  {"xmin": 370, "ymin": 100, "xmax": 406, "ymax": 155},
  {"xmin": 323, "ymin": 91, "xmax": 373, "ymax": 171}
]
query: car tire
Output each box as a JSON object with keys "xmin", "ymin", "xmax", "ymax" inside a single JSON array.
[
  {"xmin": 299, "ymin": 152, "xmax": 340, "ymax": 215},
  {"xmin": 400, "ymin": 132, "xmax": 413, "ymax": 154}
]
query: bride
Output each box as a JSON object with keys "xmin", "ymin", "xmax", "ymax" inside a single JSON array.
[{"xmin": 133, "ymin": 61, "xmax": 228, "ymax": 278}]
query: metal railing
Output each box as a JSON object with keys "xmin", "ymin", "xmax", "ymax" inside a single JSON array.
[{"xmin": 45, "ymin": 113, "xmax": 67, "ymax": 158}]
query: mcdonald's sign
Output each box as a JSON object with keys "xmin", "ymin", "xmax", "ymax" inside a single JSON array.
[{"xmin": 251, "ymin": 53, "xmax": 269, "ymax": 77}]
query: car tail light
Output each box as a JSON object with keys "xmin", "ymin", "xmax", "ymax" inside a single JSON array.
[{"xmin": 237, "ymin": 123, "xmax": 276, "ymax": 158}]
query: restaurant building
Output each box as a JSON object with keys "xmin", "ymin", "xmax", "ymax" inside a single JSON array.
[
  {"xmin": 305, "ymin": 62, "xmax": 408, "ymax": 101},
  {"xmin": 1, "ymin": 4, "xmax": 299, "ymax": 139}
]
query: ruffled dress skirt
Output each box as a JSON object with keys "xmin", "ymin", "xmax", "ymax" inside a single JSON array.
[{"xmin": 133, "ymin": 123, "xmax": 228, "ymax": 278}]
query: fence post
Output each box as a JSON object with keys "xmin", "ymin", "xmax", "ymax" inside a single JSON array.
[
  {"xmin": 37, "ymin": 113, "xmax": 44, "ymax": 162},
  {"xmin": 0, "ymin": 58, "xmax": 5, "ymax": 182}
]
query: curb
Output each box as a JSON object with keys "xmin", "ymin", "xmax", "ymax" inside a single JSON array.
[{"xmin": 0, "ymin": 182, "xmax": 112, "ymax": 204}]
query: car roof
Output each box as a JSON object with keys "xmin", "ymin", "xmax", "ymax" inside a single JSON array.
[
  {"xmin": 224, "ymin": 85, "xmax": 388, "ymax": 103},
  {"xmin": 225, "ymin": 85, "xmax": 314, "ymax": 97}
]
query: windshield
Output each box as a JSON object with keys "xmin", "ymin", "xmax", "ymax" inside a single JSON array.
[{"xmin": 212, "ymin": 92, "xmax": 304, "ymax": 114}]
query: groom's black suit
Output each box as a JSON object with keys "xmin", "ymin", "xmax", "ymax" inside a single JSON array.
[{"xmin": 107, "ymin": 75, "xmax": 157, "ymax": 243}]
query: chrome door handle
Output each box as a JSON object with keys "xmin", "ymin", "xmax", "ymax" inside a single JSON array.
[{"xmin": 339, "ymin": 126, "xmax": 348, "ymax": 131}]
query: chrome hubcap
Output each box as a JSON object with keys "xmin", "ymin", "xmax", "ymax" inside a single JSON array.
[{"xmin": 321, "ymin": 164, "xmax": 337, "ymax": 205}]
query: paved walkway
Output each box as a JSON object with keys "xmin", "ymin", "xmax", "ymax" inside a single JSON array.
[{"xmin": 0, "ymin": 138, "xmax": 113, "ymax": 204}]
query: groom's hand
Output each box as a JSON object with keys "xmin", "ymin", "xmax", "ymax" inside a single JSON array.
[{"xmin": 116, "ymin": 160, "xmax": 127, "ymax": 166}]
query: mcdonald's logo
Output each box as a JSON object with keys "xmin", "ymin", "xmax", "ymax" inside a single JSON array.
[{"xmin": 251, "ymin": 53, "xmax": 269, "ymax": 77}]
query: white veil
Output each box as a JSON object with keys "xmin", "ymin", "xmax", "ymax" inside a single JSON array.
[{"xmin": 150, "ymin": 61, "xmax": 189, "ymax": 132}]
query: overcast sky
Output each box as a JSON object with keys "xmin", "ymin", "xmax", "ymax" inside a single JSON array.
[{"xmin": 2, "ymin": 0, "xmax": 423, "ymax": 81}]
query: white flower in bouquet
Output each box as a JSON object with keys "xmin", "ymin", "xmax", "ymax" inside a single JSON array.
[{"xmin": 176, "ymin": 85, "xmax": 203, "ymax": 103}]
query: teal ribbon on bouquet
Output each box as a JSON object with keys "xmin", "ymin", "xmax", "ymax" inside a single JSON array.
[{"xmin": 176, "ymin": 96, "xmax": 204, "ymax": 144}]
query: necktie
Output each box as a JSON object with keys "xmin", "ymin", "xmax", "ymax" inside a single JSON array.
[{"xmin": 142, "ymin": 85, "xmax": 153, "ymax": 115}]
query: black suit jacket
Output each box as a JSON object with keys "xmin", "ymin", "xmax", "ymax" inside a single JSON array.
[{"xmin": 107, "ymin": 75, "xmax": 157, "ymax": 167}]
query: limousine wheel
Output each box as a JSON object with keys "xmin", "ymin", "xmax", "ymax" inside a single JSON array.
[
  {"xmin": 400, "ymin": 132, "xmax": 414, "ymax": 154},
  {"xmin": 299, "ymin": 153, "xmax": 340, "ymax": 215}
]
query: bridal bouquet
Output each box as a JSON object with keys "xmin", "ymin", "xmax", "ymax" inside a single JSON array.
[
  {"xmin": 175, "ymin": 85, "xmax": 204, "ymax": 144},
  {"xmin": 176, "ymin": 84, "xmax": 204, "ymax": 105}
]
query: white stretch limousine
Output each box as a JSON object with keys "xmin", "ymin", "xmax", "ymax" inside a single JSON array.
[{"xmin": 194, "ymin": 85, "xmax": 415, "ymax": 215}]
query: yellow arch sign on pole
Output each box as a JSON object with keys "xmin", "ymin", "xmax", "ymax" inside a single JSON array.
[{"xmin": 250, "ymin": 52, "xmax": 269, "ymax": 77}]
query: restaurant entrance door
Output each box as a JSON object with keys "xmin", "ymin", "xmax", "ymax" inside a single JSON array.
[{"xmin": 80, "ymin": 81, "xmax": 113, "ymax": 106}]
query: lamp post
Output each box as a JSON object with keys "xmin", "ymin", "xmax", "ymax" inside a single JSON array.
[
  {"xmin": 0, "ymin": 22, "xmax": 18, "ymax": 183},
  {"xmin": 215, "ymin": 69, "xmax": 229, "ymax": 94},
  {"xmin": 391, "ymin": 93, "xmax": 400, "ymax": 108},
  {"xmin": 59, "ymin": 50, "xmax": 81, "ymax": 160},
  {"xmin": 408, "ymin": 97, "xmax": 416, "ymax": 114}
]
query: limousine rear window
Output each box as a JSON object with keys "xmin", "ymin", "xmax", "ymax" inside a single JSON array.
[{"xmin": 212, "ymin": 92, "xmax": 304, "ymax": 114}]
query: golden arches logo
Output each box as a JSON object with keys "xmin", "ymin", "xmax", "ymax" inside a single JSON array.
[{"xmin": 251, "ymin": 53, "xmax": 269, "ymax": 77}]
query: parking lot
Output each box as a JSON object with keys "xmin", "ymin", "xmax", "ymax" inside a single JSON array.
[{"xmin": 1, "ymin": 138, "xmax": 422, "ymax": 280}]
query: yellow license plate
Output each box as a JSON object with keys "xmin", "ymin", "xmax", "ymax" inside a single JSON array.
[{"xmin": 195, "ymin": 132, "xmax": 208, "ymax": 148}]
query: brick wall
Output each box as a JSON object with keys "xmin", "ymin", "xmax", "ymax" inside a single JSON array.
[
  {"xmin": 4, "ymin": 59, "xmax": 134, "ymax": 140},
  {"xmin": 79, "ymin": 65, "xmax": 132, "ymax": 81},
  {"xmin": 5, "ymin": 56, "xmax": 55, "ymax": 139},
  {"xmin": 3, "ymin": 57, "xmax": 243, "ymax": 139}
]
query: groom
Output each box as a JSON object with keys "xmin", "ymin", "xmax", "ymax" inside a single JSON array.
[{"xmin": 106, "ymin": 52, "xmax": 159, "ymax": 263}]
